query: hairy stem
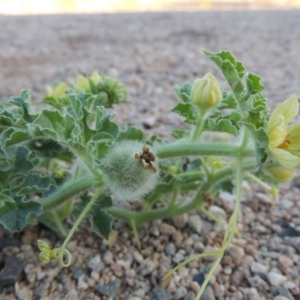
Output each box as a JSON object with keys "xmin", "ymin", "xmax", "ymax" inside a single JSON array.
[
  {"xmin": 154, "ymin": 142, "xmax": 255, "ymax": 159},
  {"xmin": 191, "ymin": 111, "xmax": 207, "ymax": 141},
  {"xmin": 41, "ymin": 173, "xmax": 94, "ymax": 212},
  {"xmin": 106, "ymin": 166, "xmax": 233, "ymax": 225}
]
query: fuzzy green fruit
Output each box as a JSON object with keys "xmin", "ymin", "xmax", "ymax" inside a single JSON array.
[{"xmin": 102, "ymin": 141, "xmax": 159, "ymax": 201}]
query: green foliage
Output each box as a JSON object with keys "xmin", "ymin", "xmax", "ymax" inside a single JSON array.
[
  {"xmin": 1, "ymin": 53, "xmax": 294, "ymax": 298},
  {"xmin": 73, "ymin": 193, "xmax": 113, "ymax": 239}
]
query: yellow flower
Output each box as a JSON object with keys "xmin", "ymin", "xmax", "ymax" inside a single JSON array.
[
  {"xmin": 266, "ymin": 94, "xmax": 300, "ymax": 168},
  {"xmin": 268, "ymin": 166, "xmax": 295, "ymax": 183}
]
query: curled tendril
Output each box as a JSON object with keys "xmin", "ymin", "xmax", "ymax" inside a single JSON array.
[{"xmin": 37, "ymin": 240, "xmax": 72, "ymax": 267}]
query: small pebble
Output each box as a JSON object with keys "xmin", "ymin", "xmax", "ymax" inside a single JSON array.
[
  {"xmin": 140, "ymin": 258, "xmax": 157, "ymax": 276},
  {"xmin": 175, "ymin": 286, "xmax": 187, "ymax": 299},
  {"xmin": 172, "ymin": 214, "xmax": 188, "ymax": 229},
  {"xmin": 172, "ymin": 252, "xmax": 185, "ymax": 264},
  {"xmin": 278, "ymin": 255, "xmax": 294, "ymax": 274},
  {"xmin": 152, "ymin": 286, "xmax": 172, "ymax": 300},
  {"xmin": 165, "ymin": 243, "xmax": 176, "ymax": 256},
  {"xmin": 208, "ymin": 205, "xmax": 227, "ymax": 220},
  {"xmin": 250, "ymin": 262, "xmax": 268, "ymax": 274},
  {"xmin": 184, "ymin": 292, "xmax": 195, "ymax": 300},
  {"xmin": 227, "ymin": 245, "xmax": 245, "ymax": 264},
  {"xmin": 77, "ymin": 274, "xmax": 88, "ymax": 290},
  {"xmin": 188, "ymin": 215, "xmax": 203, "ymax": 234},
  {"xmin": 159, "ymin": 223, "xmax": 176, "ymax": 235},
  {"xmin": 201, "ymin": 286, "xmax": 216, "ymax": 300},
  {"xmin": 87, "ymin": 255, "xmax": 102, "ymax": 272},
  {"xmin": 267, "ymin": 272, "xmax": 287, "ymax": 286},
  {"xmin": 0, "ymin": 257, "xmax": 25, "ymax": 287},
  {"xmin": 95, "ymin": 280, "xmax": 120, "ymax": 298},
  {"xmin": 133, "ymin": 251, "xmax": 144, "ymax": 264}
]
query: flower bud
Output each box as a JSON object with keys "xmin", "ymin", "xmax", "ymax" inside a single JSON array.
[
  {"xmin": 191, "ymin": 74, "xmax": 222, "ymax": 112},
  {"xmin": 73, "ymin": 75, "xmax": 91, "ymax": 93},
  {"xmin": 269, "ymin": 167, "xmax": 295, "ymax": 182},
  {"xmin": 102, "ymin": 141, "xmax": 159, "ymax": 201},
  {"xmin": 46, "ymin": 82, "xmax": 68, "ymax": 99},
  {"xmin": 90, "ymin": 71, "xmax": 101, "ymax": 84}
]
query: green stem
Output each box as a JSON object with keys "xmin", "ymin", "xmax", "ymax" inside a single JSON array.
[
  {"xmin": 195, "ymin": 143, "xmax": 244, "ymax": 300},
  {"xmin": 195, "ymin": 254, "xmax": 223, "ymax": 300},
  {"xmin": 130, "ymin": 218, "xmax": 141, "ymax": 250},
  {"xmin": 198, "ymin": 205, "xmax": 221, "ymax": 224},
  {"xmin": 154, "ymin": 142, "xmax": 255, "ymax": 159},
  {"xmin": 49, "ymin": 211, "xmax": 67, "ymax": 236},
  {"xmin": 245, "ymin": 172, "xmax": 272, "ymax": 191},
  {"xmin": 162, "ymin": 250, "xmax": 221, "ymax": 281},
  {"xmin": 191, "ymin": 111, "xmax": 207, "ymax": 141},
  {"xmin": 106, "ymin": 166, "xmax": 233, "ymax": 225},
  {"xmin": 170, "ymin": 185, "xmax": 180, "ymax": 208},
  {"xmin": 58, "ymin": 186, "xmax": 104, "ymax": 266},
  {"xmin": 66, "ymin": 144, "xmax": 99, "ymax": 177},
  {"xmin": 41, "ymin": 173, "xmax": 95, "ymax": 212}
]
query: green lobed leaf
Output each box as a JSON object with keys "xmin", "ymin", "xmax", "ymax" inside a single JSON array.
[
  {"xmin": 0, "ymin": 110, "xmax": 15, "ymax": 128},
  {"xmin": 0, "ymin": 196, "xmax": 43, "ymax": 232},
  {"xmin": 9, "ymin": 90, "xmax": 36, "ymax": 123},
  {"xmin": 5, "ymin": 146, "xmax": 34, "ymax": 178},
  {"xmin": 216, "ymin": 180, "xmax": 234, "ymax": 193},
  {"xmin": 73, "ymin": 192, "xmax": 113, "ymax": 239},
  {"xmin": 100, "ymin": 114, "xmax": 119, "ymax": 139},
  {"xmin": 31, "ymin": 110, "xmax": 80, "ymax": 143},
  {"xmin": 219, "ymin": 93, "xmax": 237, "ymax": 109},
  {"xmin": 95, "ymin": 194, "xmax": 113, "ymax": 209},
  {"xmin": 29, "ymin": 139, "xmax": 73, "ymax": 163},
  {"xmin": 203, "ymin": 50, "xmax": 245, "ymax": 98},
  {"xmin": 171, "ymin": 129, "xmax": 190, "ymax": 139},
  {"xmin": 174, "ymin": 83, "xmax": 192, "ymax": 103},
  {"xmin": 118, "ymin": 126, "xmax": 145, "ymax": 141},
  {"xmin": 0, "ymin": 128, "xmax": 31, "ymax": 148},
  {"xmin": 148, "ymin": 134, "xmax": 162, "ymax": 145},
  {"xmin": 94, "ymin": 141, "xmax": 112, "ymax": 160},
  {"xmin": 16, "ymin": 173, "xmax": 57, "ymax": 195},
  {"xmin": 90, "ymin": 211, "xmax": 113, "ymax": 239},
  {"xmin": 172, "ymin": 103, "xmax": 196, "ymax": 125},
  {"xmin": 66, "ymin": 91, "xmax": 84, "ymax": 120},
  {"xmin": 206, "ymin": 118, "xmax": 238, "ymax": 136},
  {"xmin": 43, "ymin": 96, "xmax": 69, "ymax": 110},
  {"xmin": 246, "ymin": 73, "xmax": 265, "ymax": 95}
]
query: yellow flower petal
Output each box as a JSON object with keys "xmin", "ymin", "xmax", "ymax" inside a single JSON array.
[
  {"xmin": 270, "ymin": 147, "xmax": 300, "ymax": 169},
  {"xmin": 267, "ymin": 115, "xmax": 287, "ymax": 148},
  {"xmin": 269, "ymin": 167, "xmax": 295, "ymax": 182},
  {"xmin": 288, "ymin": 123, "xmax": 300, "ymax": 149},
  {"xmin": 270, "ymin": 94, "xmax": 298, "ymax": 126}
]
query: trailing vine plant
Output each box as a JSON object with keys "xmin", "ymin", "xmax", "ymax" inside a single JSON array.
[{"xmin": 1, "ymin": 50, "xmax": 299, "ymax": 299}]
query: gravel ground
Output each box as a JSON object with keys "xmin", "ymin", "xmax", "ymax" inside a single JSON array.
[{"xmin": 1, "ymin": 10, "xmax": 300, "ymax": 300}]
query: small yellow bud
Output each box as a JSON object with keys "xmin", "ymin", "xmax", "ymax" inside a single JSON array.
[
  {"xmin": 74, "ymin": 75, "xmax": 91, "ymax": 93},
  {"xmin": 46, "ymin": 82, "xmax": 68, "ymax": 99},
  {"xmin": 90, "ymin": 71, "xmax": 101, "ymax": 84},
  {"xmin": 168, "ymin": 165, "xmax": 178, "ymax": 175},
  {"xmin": 191, "ymin": 74, "xmax": 222, "ymax": 112},
  {"xmin": 269, "ymin": 167, "xmax": 295, "ymax": 183}
]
